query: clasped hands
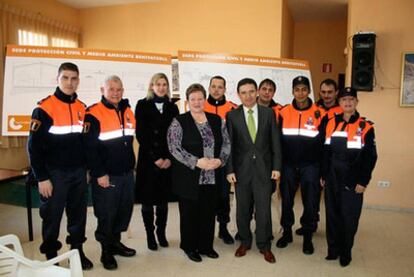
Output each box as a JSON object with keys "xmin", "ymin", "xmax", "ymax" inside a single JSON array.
[
  {"xmin": 196, "ymin": 157, "xmax": 222, "ymax": 170},
  {"xmin": 155, "ymin": 158, "xmax": 172, "ymax": 169}
]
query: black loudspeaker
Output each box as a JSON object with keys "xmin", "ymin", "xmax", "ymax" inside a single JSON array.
[{"xmin": 351, "ymin": 33, "xmax": 376, "ymax": 91}]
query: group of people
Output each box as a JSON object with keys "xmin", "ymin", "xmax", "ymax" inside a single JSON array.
[{"xmin": 28, "ymin": 62, "xmax": 377, "ymax": 271}]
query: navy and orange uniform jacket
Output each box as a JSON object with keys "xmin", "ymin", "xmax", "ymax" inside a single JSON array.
[
  {"xmin": 83, "ymin": 97, "xmax": 136, "ymax": 178},
  {"xmin": 268, "ymin": 99, "xmax": 283, "ymax": 123},
  {"xmin": 317, "ymin": 99, "xmax": 343, "ymax": 129},
  {"xmin": 322, "ymin": 112, "xmax": 378, "ymax": 187},
  {"xmin": 28, "ymin": 87, "xmax": 86, "ymax": 182},
  {"xmin": 204, "ymin": 95, "xmax": 237, "ymax": 120},
  {"xmin": 279, "ymin": 98, "xmax": 326, "ymax": 167}
]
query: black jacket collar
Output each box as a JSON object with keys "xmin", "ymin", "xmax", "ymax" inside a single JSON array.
[
  {"xmin": 207, "ymin": 95, "xmax": 227, "ymax": 106},
  {"xmin": 316, "ymin": 98, "xmax": 339, "ymax": 111},
  {"xmin": 292, "ymin": 97, "xmax": 313, "ymax": 111},
  {"xmin": 337, "ymin": 111, "xmax": 360, "ymax": 124},
  {"xmin": 54, "ymin": 87, "xmax": 77, "ymax": 103}
]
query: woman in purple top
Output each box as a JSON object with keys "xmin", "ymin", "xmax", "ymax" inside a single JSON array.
[{"xmin": 167, "ymin": 83, "xmax": 230, "ymax": 263}]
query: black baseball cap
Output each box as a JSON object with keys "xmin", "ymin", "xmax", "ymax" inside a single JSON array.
[
  {"xmin": 338, "ymin": 87, "xmax": 357, "ymax": 99},
  {"xmin": 292, "ymin": 76, "xmax": 310, "ymax": 89}
]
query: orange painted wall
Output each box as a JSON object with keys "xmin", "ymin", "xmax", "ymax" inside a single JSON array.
[
  {"xmin": 0, "ymin": 0, "xmax": 80, "ymax": 28},
  {"xmin": 80, "ymin": 0, "xmax": 284, "ymax": 57},
  {"xmin": 293, "ymin": 20, "xmax": 347, "ymax": 97},
  {"xmin": 346, "ymin": 0, "xmax": 414, "ymax": 209},
  {"xmin": 281, "ymin": 0, "xmax": 294, "ymax": 58}
]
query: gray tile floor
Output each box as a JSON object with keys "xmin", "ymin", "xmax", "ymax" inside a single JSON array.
[{"xmin": 1, "ymin": 195, "xmax": 413, "ymax": 277}]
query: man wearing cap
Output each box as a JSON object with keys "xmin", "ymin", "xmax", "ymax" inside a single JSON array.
[
  {"xmin": 296, "ymin": 78, "xmax": 342, "ymax": 237},
  {"xmin": 321, "ymin": 87, "xmax": 377, "ymax": 267},
  {"xmin": 276, "ymin": 76, "xmax": 325, "ymax": 255},
  {"xmin": 204, "ymin": 75, "xmax": 237, "ymax": 245}
]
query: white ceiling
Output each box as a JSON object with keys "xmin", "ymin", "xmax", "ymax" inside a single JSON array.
[
  {"xmin": 57, "ymin": 0, "xmax": 348, "ymax": 21},
  {"xmin": 287, "ymin": 0, "xmax": 348, "ymax": 21},
  {"xmin": 57, "ymin": 0, "xmax": 158, "ymax": 9}
]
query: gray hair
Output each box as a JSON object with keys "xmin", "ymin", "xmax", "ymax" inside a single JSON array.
[{"xmin": 104, "ymin": 75, "xmax": 123, "ymax": 88}]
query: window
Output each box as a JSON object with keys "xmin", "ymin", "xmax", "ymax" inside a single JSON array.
[{"xmin": 18, "ymin": 29, "xmax": 78, "ymax": 48}]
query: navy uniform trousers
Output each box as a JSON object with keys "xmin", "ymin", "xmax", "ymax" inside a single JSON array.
[
  {"xmin": 39, "ymin": 166, "xmax": 87, "ymax": 254},
  {"xmin": 92, "ymin": 170, "xmax": 135, "ymax": 246}
]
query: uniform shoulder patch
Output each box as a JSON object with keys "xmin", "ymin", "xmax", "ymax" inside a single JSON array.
[
  {"xmin": 30, "ymin": 119, "xmax": 41, "ymax": 132},
  {"xmin": 37, "ymin": 95, "xmax": 51, "ymax": 105}
]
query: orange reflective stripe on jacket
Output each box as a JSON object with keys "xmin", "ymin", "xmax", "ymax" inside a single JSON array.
[
  {"xmin": 204, "ymin": 101, "xmax": 237, "ymax": 120},
  {"xmin": 88, "ymin": 102, "xmax": 136, "ymax": 141},
  {"xmin": 280, "ymin": 104, "xmax": 325, "ymax": 137},
  {"xmin": 39, "ymin": 95, "xmax": 85, "ymax": 134},
  {"xmin": 325, "ymin": 117, "xmax": 373, "ymax": 149}
]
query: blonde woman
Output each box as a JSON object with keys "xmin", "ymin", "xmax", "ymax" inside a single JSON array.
[{"xmin": 135, "ymin": 73, "xmax": 179, "ymax": 250}]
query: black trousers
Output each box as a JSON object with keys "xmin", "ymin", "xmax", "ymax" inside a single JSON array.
[
  {"xmin": 280, "ymin": 163, "xmax": 320, "ymax": 232},
  {"xmin": 39, "ymin": 166, "xmax": 87, "ymax": 254},
  {"xmin": 178, "ymin": 186, "xmax": 218, "ymax": 252},
  {"xmin": 92, "ymin": 171, "xmax": 135, "ymax": 246},
  {"xmin": 216, "ymin": 169, "xmax": 231, "ymax": 224},
  {"xmin": 325, "ymin": 183, "xmax": 363, "ymax": 258}
]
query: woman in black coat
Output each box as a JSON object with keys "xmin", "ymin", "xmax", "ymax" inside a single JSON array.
[{"xmin": 135, "ymin": 73, "xmax": 179, "ymax": 250}]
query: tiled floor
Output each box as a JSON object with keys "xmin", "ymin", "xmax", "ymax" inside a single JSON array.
[{"xmin": 1, "ymin": 195, "xmax": 413, "ymax": 277}]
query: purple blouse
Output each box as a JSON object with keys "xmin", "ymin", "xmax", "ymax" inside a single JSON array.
[{"xmin": 167, "ymin": 117, "xmax": 231, "ymax": 185}]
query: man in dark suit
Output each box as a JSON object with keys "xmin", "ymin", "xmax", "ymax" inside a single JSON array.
[{"xmin": 226, "ymin": 78, "xmax": 282, "ymax": 263}]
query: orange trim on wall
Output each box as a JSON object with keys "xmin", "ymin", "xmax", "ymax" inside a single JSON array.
[
  {"xmin": 6, "ymin": 45, "xmax": 171, "ymax": 64},
  {"xmin": 178, "ymin": 50, "xmax": 309, "ymax": 69}
]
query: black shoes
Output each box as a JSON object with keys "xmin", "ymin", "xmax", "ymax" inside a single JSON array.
[
  {"xmin": 340, "ymin": 255, "xmax": 352, "ymax": 267},
  {"xmin": 276, "ymin": 230, "xmax": 293, "ymax": 248},
  {"xmin": 111, "ymin": 241, "xmax": 136, "ymax": 257},
  {"xmin": 218, "ymin": 224, "xmax": 234, "ymax": 245},
  {"xmin": 302, "ymin": 232, "xmax": 314, "ymax": 255},
  {"xmin": 77, "ymin": 247, "xmax": 94, "ymax": 270},
  {"xmin": 325, "ymin": 253, "xmax": 339, "ymax": 260},
  {"xmin": 295, "ymin": 227, "xmax": 317, "ymax": 236},
  {"xmin": 184, "ymin": 250, "xmax": 202, "ymax": 262},
  {"xmin": 101, "ymin": 248, "xmax": 118, "ymax": 270},
  {"xmin": 199, "ymin": 249, "xmax": 219, "ymax": 259}
]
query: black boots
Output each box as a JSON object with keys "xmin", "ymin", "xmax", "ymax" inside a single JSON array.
[
  {"xmin": 71, "ymin": 244, "xmax": 93, "ymax": 270},
  {"xmin": 100, "ymin": 244, "xmax": 117, "ymax": 270},
  {"xmin": 276, "ymin": 229, "xmax": 293, "ymax": 248},
  {"xmin": 218, "ymin": 223, "xmax": 234, "ymax": 244},
  {"xmin": 155, "ymin": 208, "xmax": 169, "ymax": 248},
  {"xmin": 303, "ymin": 231, "xmax": 314, "ymax": 255},
  {"xmin": 142, "ymin": 210, "xmax": 158, "ymax": 250}
]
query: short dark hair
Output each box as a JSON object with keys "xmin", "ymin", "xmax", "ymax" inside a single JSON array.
[
  {"xmin": 209, "ymin": 75, "xmax": 226, "ymax": 87},
  {"xmin": 320, "ymin": 78, "xmax": 338, "ymax": 91},
  {"xmin": 58, "ymin": 62, "xmax": 79, "ymax": 75},
  {"xmin": 259, "ymin": 78, "xmax": 276, "ymax": 91},
  {"xmin": 186, "ymin": 83, "xmax": 206, "ymax": 100},
  {"xmin": 237, "ymin": 78, "xmax": 257, "ymax": 93}
]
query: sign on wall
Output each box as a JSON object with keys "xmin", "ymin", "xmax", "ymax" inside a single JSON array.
[
  {"xmin": 2, "ymin": 45, "xmax": 172, "ymax": 136},
  {"xmin": 177, "ymin": 50, "xmax": 313, "ymax": 110}
]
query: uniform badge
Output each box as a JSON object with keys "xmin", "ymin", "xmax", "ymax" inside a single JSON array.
[
  {"xmin": 126, "ymin": 114, "xmax": 131, "ymax": 123},
  {"xmin": 30, "ymin": 119, "xmax": 41, "ymax": 132},
  {"xmin": 356, "ymin": 127, "xmax": 362, "ymax": 136},
  {"xmin": 306, "ymin": 117, "xmax": 314, "ymax": 126},
  {"xmin": 83, "ymin": 122, "xmax": 90, "ymax": 133}
]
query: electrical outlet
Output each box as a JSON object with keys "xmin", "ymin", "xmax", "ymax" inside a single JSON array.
[{"xmin": 377, "ymin": 181, "xmax": 391, "ymax": 188}]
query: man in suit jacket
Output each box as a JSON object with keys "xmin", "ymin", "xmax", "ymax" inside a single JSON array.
[{"xmin": 226, "ymin": 78, "xmax": 282, "ymax": 263}]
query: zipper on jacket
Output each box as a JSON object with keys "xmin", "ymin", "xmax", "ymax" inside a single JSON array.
[
  {"xmin": 68, "ymin": 103, "xmax": 73, "ymax": 132},
  {"xmin": 298, "ymin": 112, "xmax": 302, "ymax": 135}
]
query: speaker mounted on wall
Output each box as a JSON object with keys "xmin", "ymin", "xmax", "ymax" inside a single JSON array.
[{"xmin": 351, "ymin": 33, "xmax": 376, "ymax": 91}]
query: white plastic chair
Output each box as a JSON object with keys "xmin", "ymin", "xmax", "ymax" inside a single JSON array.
[{"xmin": 0, "ymin": 234, "xmax": 83, "ymax": 277}]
